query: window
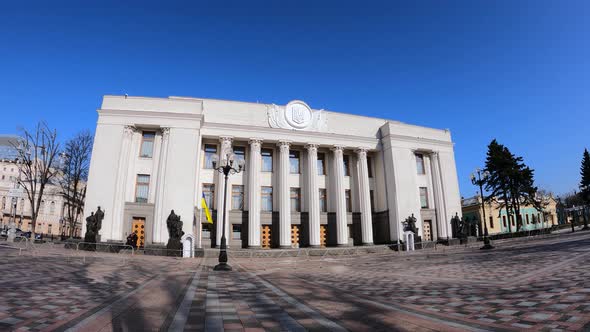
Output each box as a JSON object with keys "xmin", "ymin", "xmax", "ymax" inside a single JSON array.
[
  {"xmin": 319, "ymin": 189, "xmax": 327, "ymax": 212},
  {"xmin": 502, "ymin": 216, "xmax": 507, "ymax": 227},
  {"xmin": 343, "ymin": 155, "xmax": 350, "ymax": 176},
  {"xmin": 511, "ymin": 216, "xmax": 515, "ymax": 226},
  {"xmin": 1, "ymin": 196, "xmax": 5, "ymax": 209},
  {"xmin": 232, "ymin": 185, "xmax": 244, "ymax": 210},
  {"xmin": 345, "ymin": 190, "xmax": 352, "ymax": 212},
  {"xmin": 367, "ymin": 157, "xmax": 373, "ymax": 178},
  {"xmin": 290, "ymin": 188, "xmax": 301, "ymax": 212},
  {"xmin": 289, "ymin": 151, "xmax": 300, "ymax": 174},
  {"xmin": 50, "ymin": 201, "xmax": 55, "ymax": 214},
  {"xmin": 419, "ymin": 187, "xmax": 428, "ymax": 208},
  {"xmin": 140, "ymin": 131, "xmax": 155, "ymax": 158},
  {"xmin": 261, "ymin": 186, "xmax": 273, "ymax": 211},
  {"xmin": 232, "ymin": 224, "xmax": 241, "ymax": 240},
  {"xmin": 202, "ymin": 184, "xmax": 215, "ymax": 210},
  {"xmin": 204, "ymin": 144, "xmax": 218, "ymax": 169},
  {"xmin": 370, "ymin": 190, "xmax": 375, "ymax": 212},
  {"xmin": 135, "ymin": 174, "xmax": 150, "ymax": 203},
  {"xmin": 40, "ymin": 200, "xmax": 45, "ymax": 213},
  {"xmin": 489, "ymin": 216, "xmax": 494, "ymax": 228},
  {"xmin": 261, "ymin": 149, "xmax": 273, "ymax": 172},
  {"xmin": 538, "ymin": 213, "xmax": 541, "ymax": 223},
  {"xmin": 48, "ymin": 224, "xmax": 52, "ymax": 234},
  {"xmin": 416, "ymin": 154, "xmax": 425, "ymax": 175},
  {"xmin": 526, "ymin": 214, "xmax": 530, "ymax": 224},
  {"xmin": 233, "ymin": 146, "xmax": 245, "ymax": 168},
  {"xmin": 317, "ymin": 153, "xmax": 326, "ymax": 175}
]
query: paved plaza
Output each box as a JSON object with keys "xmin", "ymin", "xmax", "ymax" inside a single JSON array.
[{"xmin": 2, "ymin": 232, "xmax": 590, "ymax": 331}]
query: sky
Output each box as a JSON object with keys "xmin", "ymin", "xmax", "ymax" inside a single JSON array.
[{"xmin": 0, "ymin": 0, "xmax": 588, "ymax": 197}]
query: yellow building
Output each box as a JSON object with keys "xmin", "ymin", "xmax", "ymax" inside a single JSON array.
[{"xmin": 461, "ymin": 195, "xmax": 558, "ymax": 235}]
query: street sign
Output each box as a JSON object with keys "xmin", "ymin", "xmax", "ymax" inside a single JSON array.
[{"xmin": 8, "ymin": 188, "xmax": 25, "ymax": 198}]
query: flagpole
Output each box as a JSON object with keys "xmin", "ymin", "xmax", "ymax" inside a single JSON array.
[{"xmin": 198, "ymin": 206, "xmax": 203, "ymax": 249}]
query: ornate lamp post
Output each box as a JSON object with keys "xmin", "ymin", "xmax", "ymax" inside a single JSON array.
[
  {"xmin": 470, "ymin": 168, "xmax": 493, "ymax": 250},
  {"xmin": 211, "ymin": 152, "xmax": 244, "ymax": 271},
  {"xmin": 581, "ymin": 185, "xmax": 589, "ymax": 230}
]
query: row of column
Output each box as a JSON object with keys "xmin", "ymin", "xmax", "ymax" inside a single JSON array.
[{"xmin": 215, "ymin": 137, "xmax": 374, "ymax": 248}]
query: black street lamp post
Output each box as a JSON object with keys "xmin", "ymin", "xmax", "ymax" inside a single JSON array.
[
  {"xmin": 581, "ymin": 185, "xmax": 589, "ymax": 230},
  {"xmin": 471, "ymin": 168, "xmax": 494, "ymax": 250},
  {"xmin": 211, "ymin": 152, "xmax": 244, "ymax": 271}
]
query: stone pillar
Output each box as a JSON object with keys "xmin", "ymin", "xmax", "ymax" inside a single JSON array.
[
  {"xmin": 306, "ymin": 144, "xmax": 321, "ymax": 247},
  {"xmin": 215, "ymin": 136, "xmax": 233, "ymax": 247},
  {"xmin": 332, "ymin": 145, "xmax": 348, "ymax": 246},
  {"xmin": 153, "ymin": 127, "xmax": 170, "ymax": 243},
  {"xmin": 247, "ymin": 139, "xmax": 262, "ymax": 248},
  {"xmin": 430, "ymin": 152, "xmax": 448, "ymax": 239},
  {"xmin": 356, "ymin": 148, "xmax": 374, "ymax": 245},
  {"xmin": 277, "ymin": 140, "xmax": 292, "ymax": 248},
  {"xmin": 111, "ymin": 125, "xmax": 135, "ymax": 241}
]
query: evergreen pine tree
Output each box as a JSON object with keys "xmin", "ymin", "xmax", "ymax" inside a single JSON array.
[{"xmin": 580, "ymin": 149, "xmax": 590, "ymax": 204}]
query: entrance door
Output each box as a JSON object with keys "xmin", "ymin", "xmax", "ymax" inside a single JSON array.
[
  {"xmin": 423, "ymin": 220, "xmax": 432, "ymax": 242},
  {"xmin": 291, "ymin": 225, "xmax": 299, "ymax": 248},
  {"xmin": 132, "ymin": 217, "xmax": 146, "ymax": 248},
  {"xmin": 320, "ymin": 225, "xmax": 327, "ymax": 247},
  {"xmin": 261, "ymin": 225, "xmax": 271, "ymax": 249}
]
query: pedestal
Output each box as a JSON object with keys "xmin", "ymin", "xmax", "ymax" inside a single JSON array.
[{"xmin": 404, "ymin": 231, "xmax": 415, "ymax": 251}]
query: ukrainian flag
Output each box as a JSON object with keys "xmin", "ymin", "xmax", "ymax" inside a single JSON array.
[{"xmin": 201, "ymin": 193, "xmax": 213, "ymax": 224}]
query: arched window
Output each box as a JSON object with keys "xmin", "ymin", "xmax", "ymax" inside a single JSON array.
[{"xmin": 50, "ymin": 201, "xmax": 56, "ymax": 214}]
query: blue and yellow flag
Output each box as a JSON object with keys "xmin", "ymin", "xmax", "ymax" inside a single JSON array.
[{"xmin": 201, "ymin": 193, "xmax": 213, "ymax": 224}]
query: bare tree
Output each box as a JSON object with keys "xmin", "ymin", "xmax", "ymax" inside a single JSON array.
[
  {"xmin": 12, "ymin": 122, "xmax": 60, "ymax": 240},
  {"xmin": 58, "ymin": 131, "xmax": 93, "ymax": 238}
]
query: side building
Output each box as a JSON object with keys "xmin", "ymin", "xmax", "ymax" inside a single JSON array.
[
  {"xmin": 461, "ymin": 195, "xmax": 558, "ymax": 235},
  {"xmin": 83, "ymin": 95, "xmax": 463, "ymax": 248},
  {"xmin": 0, "ymin": 135, "xmax": 83, "ymax": 237}
]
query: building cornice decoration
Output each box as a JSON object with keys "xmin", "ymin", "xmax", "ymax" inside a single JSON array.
[
  {"xmin": 331, "ymin": 145, "xmax": 345, "ymax": 152},
  {"xmin": 123, "ymin": 125, "xmax": 137, "ymax": 135},
  {"xmin": 267, "ymin": 100, "xmax": 327, "ymax": 132},
  {"xmin": 161, "ymin": 127, "xmax": 170, "ymax": 138}
]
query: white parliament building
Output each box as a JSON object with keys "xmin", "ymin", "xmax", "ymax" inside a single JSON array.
[{"xmin": 83, "ymin": 95, "xmax": 462, "ymax": 249}]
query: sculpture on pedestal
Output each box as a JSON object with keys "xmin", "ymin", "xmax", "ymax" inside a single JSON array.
[
  {"xmin": 166, "ymin": 210, "xmax": 184, "ymax": 257},
  {"xmin": 403, "ymin": 214, "xmax": 418, "ymax": 234},
  {"xmin": 83, "ymin": 207, "xmax": 104, "ymax": 250}
]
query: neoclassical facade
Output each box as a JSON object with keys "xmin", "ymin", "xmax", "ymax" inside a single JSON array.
[{"xmin": 83, "ymin": 96, "xmax": 462, "ymax": 248}]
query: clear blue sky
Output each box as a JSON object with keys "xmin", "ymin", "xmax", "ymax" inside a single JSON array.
[{"xmin": 1, "ymin": 1, "xmax": 588, "ymax": 197}]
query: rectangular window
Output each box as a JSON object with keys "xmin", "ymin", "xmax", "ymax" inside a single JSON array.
[
  {"xmin": 367, "ymin": 157, "xmax": 373, "ymax": 178},
  {"xmin": 135, "ymin": 174, "xmax": 150, "ymax": 203},
  {"xmin": 232, "ymin": 185, "xmax": 244, "ymax": 210},
  {"xmin": 233, "ymin": 146, "xmax": 246, "ymax": 168},
  {"xmin": 204, "ymin": 144, "xmax": 217, "ymax": 169},
  {"xmin": 290, "ymin": 188, "xmax": 301, "ymax": 212},
  {"xmin": 202, "ymin": 183, "xmax": 215, "ymax": 210},
  {"xmin": 261, "ymin": 186, "xmax": 273, "ymax": 211},
  {"xmin": 317, "ymin": 153, "xmax": 326, "ymax": 175},
  {"xmin": 489, "ymin": 216, "xmax": 494, "ymax": 228},
  {"xmin": 343, "ymin": 155, "xmax": 350, "ymax": 176},
  {"xmin": 502, "ymin": 216, "xmax": 507, "ymax": 227},
  {"xmin": 538, "ymin": 213, "xmax": 541, "ymax": 223},
  {"xmin": 370, "ymin": 190, "xmax": 375, "ymax": 212},
  {"xmin": 289, "ymin": 151, "xmax": 300, "ymax": 174},
  {"xmin": 319, "ymin": 189, "xmax": 327, "ymax": 212},
  {"xmin": 526, "ymin": 214, "xmax": 530, "ymax": 224},
  {"xmin": 345, "ymin": 189, "xmax": 352, "ymax": 212},
  {"xmin": 261, "ymin": 149, "xmax": 273, "ymax": 172},
  {"xmin": 419, "ymin": 187, "xmax": 428, "ymax": 208},
  {"xmin": 140, "ymin": 131, "xmax": 155, "ymax": 158},
  {"xmin": 48, "ymin": 224, "xmax": 52, "ymax": 234},
  {"xmin": 511, "ymin": 216, "xmax": 515, "ymax": 226},
  {"xmin": 232, "ymin": 224, "xmax": 241, "ymax": 240},
  {"xmin": 416, "ymin": 154, "xmax": 425, "ymax": 175}
]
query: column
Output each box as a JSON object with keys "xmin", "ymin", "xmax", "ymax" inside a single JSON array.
[
  {"xmin": 277, "ymin": 140, "xmax": 291, "ymax": 248},
  {"xmin": 215, "ymin": 136, "xmax": 233, "ymax": 247},
  {"xmin": 306, "ymin": 144, "xmax": 321, "ymax": 247},
  {"xmin": 332, "ymin": 145, "xmax": 348, "ymax": 246},
  {"xmin": 430, "ymin": 152, "xmax": 448, "ymax": 239},
  {"xmin": 356, "ymin": 148, "xmax": 374, "ymax": 245},
  {"xmin": 153, "ymin": 127, "xmax": 170, "ymax": 243},
  {"xmin": 111, "ymin": 125, "xmax": 135, "ymax": 241},
  {"xmin": 247, "ymin": 138, "xmax": 262, "ymax": 248}
]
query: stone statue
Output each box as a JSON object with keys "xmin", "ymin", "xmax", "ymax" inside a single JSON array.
[
  {"xmin": 83, "ymin": 212, "xmax": 97, "ymax": 250},
  {"xmin": 403, "ymin": 214, "xmax": 418, "ymax": 234},
  {"xmin": 166, "ymin": 210, "xmax": 184, "ymax": 257},
  {"xmin": 451, "ymin": 213, "xmax": 461, "ymax": 238},
  {"xmin": 95, "ymin": 206, "xmax": 104, "ymax": 232}
]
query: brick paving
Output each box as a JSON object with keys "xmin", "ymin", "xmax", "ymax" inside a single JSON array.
[{"xmin": 1, "ymin": 232, "xmax": 590, "ymax": 331}]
